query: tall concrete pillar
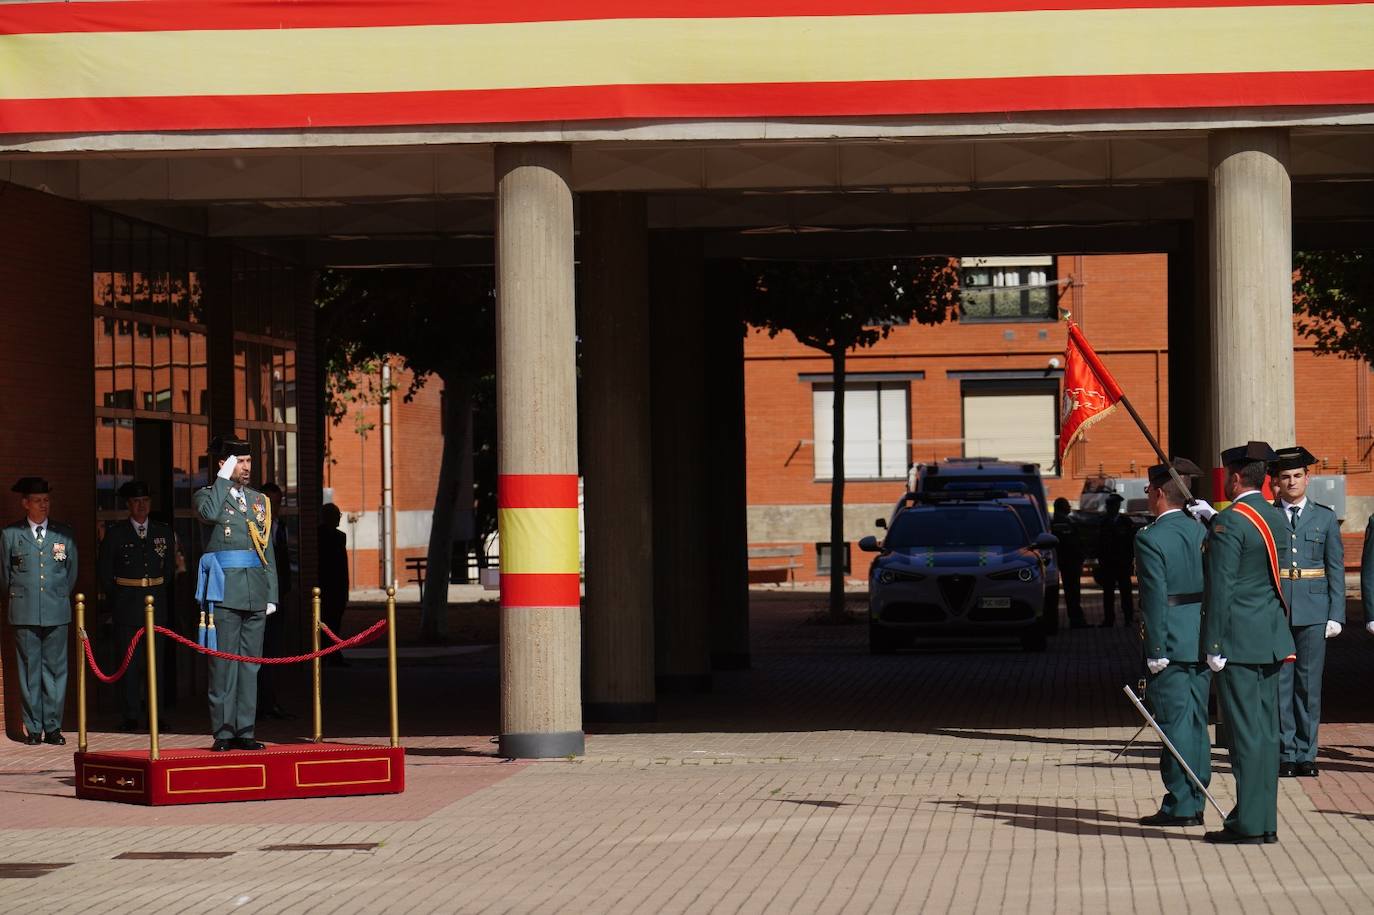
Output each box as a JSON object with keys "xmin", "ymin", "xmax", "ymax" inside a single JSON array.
[
  {"xmin": 581, "ymin": 193, "xmax": 656, "ymax": 723},
  {"xmin": 1208, "ymin": 129, "xmax": 1296, "ymax": 472},
  {"xmin": 650, "ymin": 232, "xmax": 712, "ymax": 693},
  {"xmin": 494, "ymin": 144, "xmax": 584, "ymax": 758}
]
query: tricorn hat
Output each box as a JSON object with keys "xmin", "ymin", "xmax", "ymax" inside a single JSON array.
[
  {"xmin": 1220, "ymin": 441, "xmax": 1279, "ymax": 465},
  {"xmin": 209, "ymin": 434, "xmax": 251, "ymax": 459},
  {"xmin": 1270, "ymin": 446, "xmax": 1317, "ymax": 473},
  {"xmin": 1147, "ymin": 457, "xmax": 1203, "ymax": 487},
  {"xmin": 118, "ymin": 480, "xmax": 150, "ymax": 500},
  {"xmin": 11, "ymin": 477, "xmax": 50, "ymax": 495}
]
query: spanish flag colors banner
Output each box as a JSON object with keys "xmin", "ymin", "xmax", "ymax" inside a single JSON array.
[{"xmin": 2, "ymin": 1, "xmax": 1373, "ymax": 135}]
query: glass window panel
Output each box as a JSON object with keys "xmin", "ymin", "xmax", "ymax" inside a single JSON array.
[
  {"xmin": 283, "ymin": 348, "xmax": 298, "ymax": 426},
  {"xmin": 93, "ymin": 316, "xmax": 113, "ymax": 410},
  {"xmin": 113, "ymin": 217, "xmax": 132, "ymax": 310},
  {"xmin": 94, "ymin": 418, "xmax": 118, "ymax": 512},
  {"xmin": 172, "ymin": 328, "xmax": 189, "ymax": 413},
  {"xmin": 234, "ymin": 341, "xmax": 249, "ymax": 421},
  {"xmin": 153, "ymin": 325, "xmax": 173, "ymax": 412},
  {"xmin": 112, "ymin": 317, "xmax": 134, "ymax": 408},
  {"xmin": 135, "ymin": 322, "xmax": 155, "ymax": 409},
  {"xmin": 285, "ymin": 431, "xmax": 298, "ymax": 492},
  {"xmin": 189, "ymin": 331, "xmax": 209, "ymax": 417}
]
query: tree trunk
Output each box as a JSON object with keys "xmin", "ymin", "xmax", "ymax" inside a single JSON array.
[
  {"xmin": 829, "ymin": 347, "xmax": 847, "ymax": 622},
  {"xmin": 421, "ymin": 374, "xmax": 472, "ymax": 641}
]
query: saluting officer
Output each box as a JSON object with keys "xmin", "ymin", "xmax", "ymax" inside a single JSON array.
[
  {"xmin": 0, "ymin": 478, "xmax": 77, "ymax": 746},
  {"xmin": 97, "ymin": 480, "xmax": 174, "ymax": 732},
  {"xmin": 1136, "ymin": 458, "xmax": 1211, "ymax": 828},
  {"xmin": 1270, "ymin": 446, "xmax": 1344, "ymax": 778},
  {"xmin": 1201, "ymin": 441, "xmax": 1296, "ymax": 844},
  {"xmin": 194, "ymin": 436, "xmax": 279, "ymax": 752}
]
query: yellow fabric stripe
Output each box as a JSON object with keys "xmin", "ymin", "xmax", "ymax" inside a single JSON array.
[
  {"xmin": 498, "ymin": 508, "xmax": 580, "ymax": 575},
  {"xmin": 2, "ymin": 6, "xmax": 1371, "ymax": 101}
]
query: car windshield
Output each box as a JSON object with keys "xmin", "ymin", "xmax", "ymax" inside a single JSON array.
[
  {"xmin": 1000, "ymin": 501, "xmax": 1045, "ymax": 536},
  {"xmin": 885, "ymin": 509, "xmax": 1028, "ymax": 549},
  {"xmin": 924, "ymin": 474, "xmax": 1039, "ymax": 494}
]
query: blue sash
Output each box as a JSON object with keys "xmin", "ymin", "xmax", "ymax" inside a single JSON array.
[{"xmin": 196, "ymin": 550, "xmax": 262, "ymax": 610}]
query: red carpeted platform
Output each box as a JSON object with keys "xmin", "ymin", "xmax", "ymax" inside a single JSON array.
[{"xmin": 74, "ymin": 742, "xmax": 405, "ymax": 805}]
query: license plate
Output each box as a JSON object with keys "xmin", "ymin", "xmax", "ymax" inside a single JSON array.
[{"xmin": 980, "ymin": 597, "xmax": 1011, "ymax": 609}]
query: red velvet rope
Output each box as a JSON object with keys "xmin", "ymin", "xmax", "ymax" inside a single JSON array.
[{"xmin": 79, "ymin": 618, "xmax": 388, "ymax": 678}]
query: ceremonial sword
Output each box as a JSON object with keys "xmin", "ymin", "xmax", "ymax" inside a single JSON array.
[{"xmin": 1120, "ymin": 684, "xmax": 1227, "ymax": 820}]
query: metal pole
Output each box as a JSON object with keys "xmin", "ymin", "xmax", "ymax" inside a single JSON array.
[
  {"xmin": 387, "ymin": 586, "xmax": 400, "ymax": 748},
  {"xmin": 312, "ymin": 587, "xmax": 323, "ymax": 743},
  {"xmin": 76, "ymin": 593, "xmax": 87, "ymax": 754},
  {"xmin": 382, "ymin": 361, "xmax": 396, "ymax": 591},
  {"xmin": 1122, "ymin": 684, "xmax": 1225, "ymax": 820},
  {"xmin": 145, "ymin": 595, "xmax": 159, "ymax": 762},
  {"xmin": 1117, "ymin": 393, "xmax": 1195, "ymax": 504}
]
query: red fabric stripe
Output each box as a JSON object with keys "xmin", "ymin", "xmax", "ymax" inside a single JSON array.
[
  {"xmin": 1067, "ymin": 323, "xmax": 1126, "ymax": 402},
  {"xmin": 4, "ymin": 71, "xmax": 1373, "ymax": 135},
  {"xmin": 500, "ymin": 572, "xmax": 581, "ymax": 608},
  {"xmin": 1232, "ymin": 501, "xmax": 1291, "ymax": 617},
  {"xmin": 498, "ymin": 474, "xmax": 579, "ymax": 509},
  {"xmin": 1, "ymin": 1, "xmax": 1361, "ymax": 36}
]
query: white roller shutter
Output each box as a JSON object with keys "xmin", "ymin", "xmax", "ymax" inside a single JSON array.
[{"xmin": 962, "ymin": 392, "xmax": 1056, "ymax": 468}]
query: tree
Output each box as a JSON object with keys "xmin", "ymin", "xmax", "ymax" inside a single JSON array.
[
  {"xmin": 1293, "ymin": 251, "xmax": 1374, "ymax": 361},
  {"xmin": 726, "ymin": 258, "xmax": 962, "ymax": 621},
  {"xmin": 318, "ymin": 267, "xmax": 496, "ymax": 640}
]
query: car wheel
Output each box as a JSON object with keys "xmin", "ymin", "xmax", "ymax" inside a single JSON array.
[
  {"xmin": 1020, "ymin": 627, "xmax": 1047, "ymax": 652},
  {"xmin": 870, "ymin": 624, "xmax": 901, "ymax": 654},
  {"xmin": 1042, "ymin": 585, "xmax": 1061, "ymax": 635}
]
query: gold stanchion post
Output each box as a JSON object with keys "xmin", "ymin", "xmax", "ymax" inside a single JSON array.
[
  {"xmin": 76, "ymin": 594, "xmax": 87, "ymax": 753},
  {"xmin": 312, "ymin": 586, "xmax": 323, "ymax": 743},
  {"xmin": 145, "ymin": 594, "xmax": 159, "ymax": 761},
  {"xmin": 386, "ymin": 586, "xmax": 399, "ymax": 748}
]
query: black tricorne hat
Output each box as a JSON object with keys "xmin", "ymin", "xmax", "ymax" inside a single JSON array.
[
  {"xmin": 118, "ymin": 480, "xmax": 150, "ymax": 500},
  {"xmin": 1147, "ymin": 457, "xmax": 1203, "ymax": 487},
  {"xmin": 1270, "ymin": 446, "xmax": 1317, "ymax": 473},
  {"xmin": 1220, "ymin": 441, "xmax": 1279, "ymax": 465},
  {"xmin": 209, "ymin": 434, "xmax": 251, "ymax": 459},
  {"xmin": 11, "ymin": 477, "xmax": 50, "ymax": 495}
]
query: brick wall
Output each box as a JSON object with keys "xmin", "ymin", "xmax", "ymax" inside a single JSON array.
[{"xmin": 0, "ymin": 182, "xmax": 94, "ymax": 738}]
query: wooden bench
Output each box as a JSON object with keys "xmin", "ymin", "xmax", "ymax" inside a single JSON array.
[{"xmin": 747, "ymin": 545, "xmax": 804, "ymax": 587}]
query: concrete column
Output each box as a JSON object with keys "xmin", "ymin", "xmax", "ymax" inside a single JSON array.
[
  {"xmin": 651, "ymin": 232, "xmax": 712, "ymax": 693},
  {"xmin": 1208, "ymin": 129, "xmax": 1296, "ymax": 469},
  {"xmin": 705, "ymin": 272, "xmax": 751, "ymax": 671},
  {"xmin": 494, "ymin": 144, "xmax": 584, "ymax": 758},
  {"xmin": 581, "ymin": 193, "xmax": 657, "ymax": 722}
]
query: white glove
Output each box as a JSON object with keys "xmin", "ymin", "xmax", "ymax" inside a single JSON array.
[
  {"xmin": 1146, "ymin": 658, "xmax": 1170, "ymax": 675},
  {"xmin": 217, "ymin": 454, "xmax": 239, "ymax": 480},
  {"xmin": 1187, "ymin": 499, "xmax": 1218, "ymax": 523},
  {"xmin": 1326, "ymin": 620, "xmax": 1342, "ymax": 639},
  {"xmin": 265, "ymin": 602, "xmax": 277, "ymax": 616},
  {"xmin": 1367, "ymin": 621, "xmax": 1374, "ymax": 636},
  {"xmin": 1207, "ymin": 654, "xmax": 1227, "ymax": 672}
]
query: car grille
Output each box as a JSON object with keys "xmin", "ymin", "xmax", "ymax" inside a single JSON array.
[
  {"xmin": 937, "ymin": 574, "xmax": 976, "ymax": 613},
  {"xmin": 967, "ymin": 601, "xmax": 1036, "ymax": 623},
  {"xmin": 879, "ymin": 602, "xmax": 946, "ymax": 624}
]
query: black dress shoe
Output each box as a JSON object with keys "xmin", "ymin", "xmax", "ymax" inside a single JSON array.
[
  {"xmin": 1296, "ymin": 761, "xmax": 1318, "ymax": 778},
  {"xmin": 1279, "ymin": 762, "xmax": 1298, "ymax": 778},
  {"xmin": 212, "ymin": 739, "xmax": 234, "ymax": 752},
  {"xmin": 1139, "ymin": 811, "xmax": 1203, "ymax": 827},
  {"xmin": 43, "ymin": 730, "xmax": 66, "ymax": 746},
  {"xmin": 23, "ymin": 733, "xmax": 42, "ymax": 746},
  {"xmin": 1264, "ymin": 832, "xmax": 1279, "ymax": 844},
  {"xmin": 1204, "ymin": 829, "xmax": 1266, "ymax": 844},
  {"xmin": 232, "ymin": 738, "xmax": 265, "ymax": 751}
]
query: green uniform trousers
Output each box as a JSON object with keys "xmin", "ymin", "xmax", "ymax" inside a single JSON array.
[
  {"xmin": 14, "ymin": 624, "xmax": 68, "ymax": 736},
  {"xmin": 208, "ymin": 607, "xmax": 264, "ymax": 740},
  {"xmin": 1150, "ymin": 662, "xmax": 1212, "ymax": 818},
  {"xmin": 1278, "ymin": 622, "xmax": 1327, "ymax": 765},
  {"xmin": 1218, "ymin": 661, "xmax": 1282, "ymax": 837}
]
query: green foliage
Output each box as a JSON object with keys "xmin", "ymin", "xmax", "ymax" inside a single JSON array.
[{"xmin": 1294, "ymin": 251, "xmax": 1374, "ymax": 362}]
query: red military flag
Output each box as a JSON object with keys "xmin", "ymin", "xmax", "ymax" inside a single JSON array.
[{"xmin": 1058, "ymin": 322, "xmax": 1124, "ymax": 465}]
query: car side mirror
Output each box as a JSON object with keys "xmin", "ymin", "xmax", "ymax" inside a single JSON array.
[
  {"xmin": 875, "ymin": 518, "xmax": 887, "ymax": 529},
  {"xmin": 1034, "ymin": 532, "xmax": 1059, "ymax": 550},
  {"xmin": 858, "ymin": 535, "xmax": 881, "ymax": 553}
]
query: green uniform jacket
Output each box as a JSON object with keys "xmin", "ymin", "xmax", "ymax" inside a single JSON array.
[
  {"xmin": 192, "ymin": 477, "xmax": 278, "ymax": 611},
  {"xmin": 1362, "ymin": 516, "xmax": 1374, "ymax": 623},
  {"xmin": 1135, "ymin": 510, "xmax": 1206, "ymax": 660},
  {"xmin": 97, "ymin": 518, "xmax": 175, "ymax": 627},
  {"xmin": 1, "ymin": 519, "xmax": 78, "ymax": 626},
  {"xmin": 1201, "ymin": 492, "xmax": 1297, "ymax": 664},
  {"xmin": 1275, "ymin": 500, "xmax": 1344, "ymax": 627}
]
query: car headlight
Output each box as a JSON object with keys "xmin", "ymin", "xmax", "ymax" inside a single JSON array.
[
  {"xmin": 877, "ymin": 568, "xmax": 925, "ymax": 584},
  {"xmin": 989, "ymin": 566, "xmax": 1037, "ymax": 582}
]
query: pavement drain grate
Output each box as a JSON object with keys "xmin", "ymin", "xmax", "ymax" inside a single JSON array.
[
  {"xmin": 258, "ymin": 843, "xmax": 381, "ymax": 853},
  {"xmin": 114, "ymin": 852, "xmax": 235, "ymax": 861},
  {"xmin": 0, "ymin": 863, "xmax": 72, "ymax": 879}
]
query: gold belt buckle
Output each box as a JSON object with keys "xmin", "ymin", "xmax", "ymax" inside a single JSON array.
[{"xmin": 140, "ymin": 577, "xmax": 150, "ymax": 587}]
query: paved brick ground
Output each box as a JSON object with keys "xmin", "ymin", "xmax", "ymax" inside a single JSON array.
[{"xmin": 4, "ymin": 590, "xmax": 1374, "ymax": 913}]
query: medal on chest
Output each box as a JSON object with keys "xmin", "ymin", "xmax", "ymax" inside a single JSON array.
[{"xmin": 224, "ymin": 525, "xmax": 233, "ymax": 540}]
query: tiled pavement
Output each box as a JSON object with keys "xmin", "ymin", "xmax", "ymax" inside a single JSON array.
[{"xmin": 4, "ymin": 592, "xmax": 1374, "ymax": 913}]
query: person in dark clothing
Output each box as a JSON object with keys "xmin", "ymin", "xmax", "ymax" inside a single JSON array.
[
  {"xmin": 1097, "ymin": 493, "xmax": 1137, "ymax": 627},
  {"xmin": 1051, "ymin": 497, "xmax": 1088, "ymax": 629},
  {"xmin": 318, "ymin": 502, "xmax": 350, "ymax": 666},
  {"xmin": 257, "ymin": 482, "xmax": 295, "ymax": 720}
]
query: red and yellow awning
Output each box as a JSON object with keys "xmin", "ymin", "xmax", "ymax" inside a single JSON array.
[{"xmin": 2, "ymin": 1, "xmax": 1372, "ymax": 134}]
